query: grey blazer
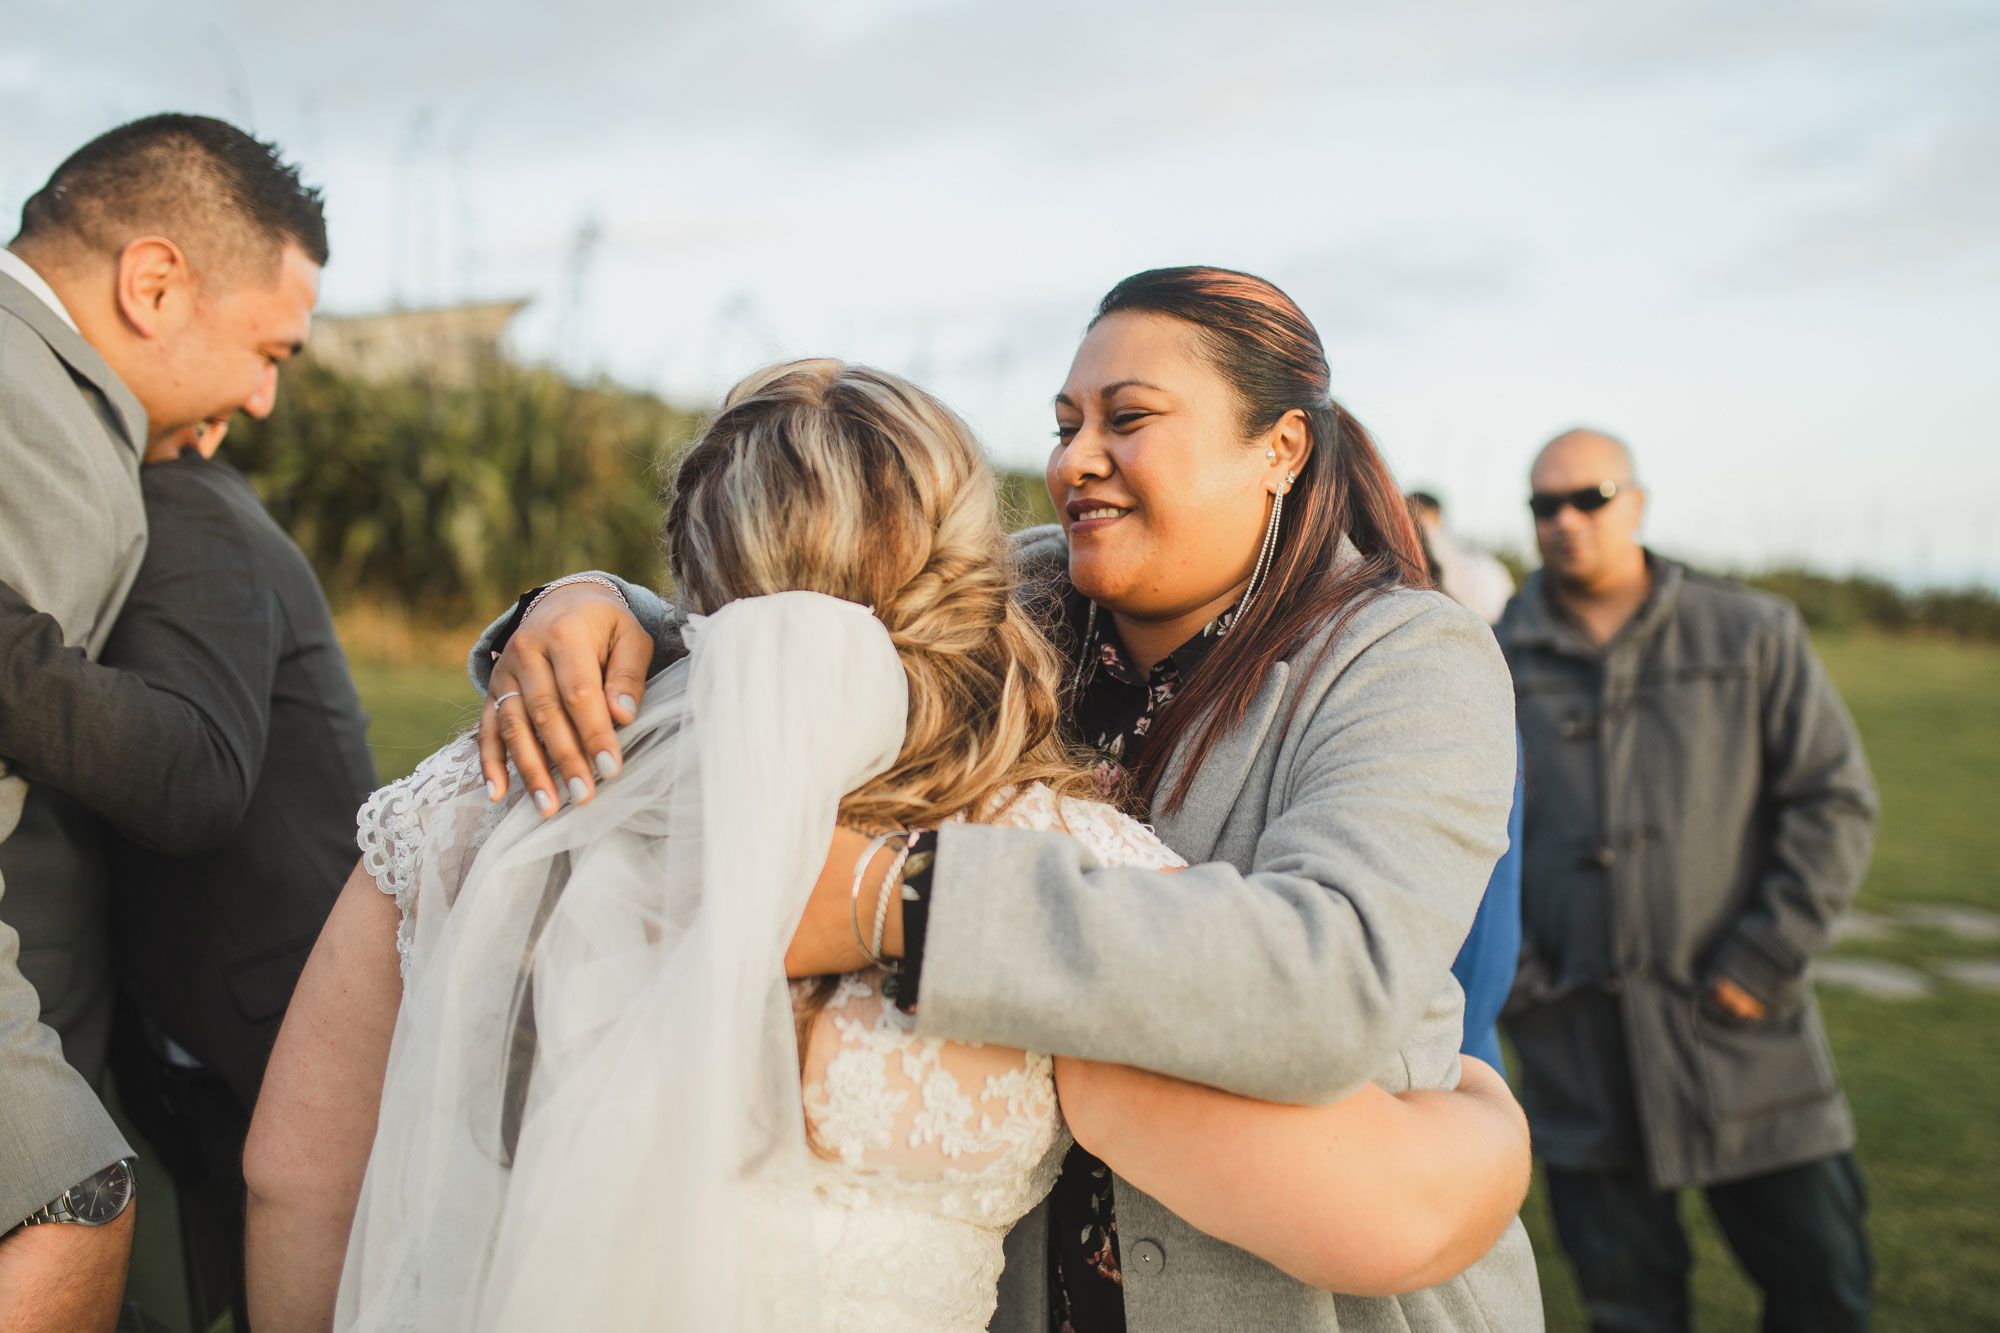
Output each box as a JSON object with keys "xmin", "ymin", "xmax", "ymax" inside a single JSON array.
[
  {"xmin": 472, "ymin": 538, "xmax": 1542, "ymax": 1330},
  {"xmin": 924, "ymin": 537, "xmax": 1540, "ymax": 1332},
  {"xmin": 0, "ymin": 269, "xmax": 142, "ymax": 1220}
]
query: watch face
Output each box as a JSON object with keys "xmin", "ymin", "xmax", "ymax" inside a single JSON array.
[{"xmin": 65, "ymin": 1159, "xmax": 134, "ymax": 1224}]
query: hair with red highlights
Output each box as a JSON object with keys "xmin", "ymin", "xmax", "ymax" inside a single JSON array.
[{"xmin": 1087, "ymin": 266, "xmax": 1431, "ymax": 813}]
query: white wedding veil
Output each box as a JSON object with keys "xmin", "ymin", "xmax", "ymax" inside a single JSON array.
[{"xmin": 337, "ymin": 591, "xmax": 908, "ymax": 1331}]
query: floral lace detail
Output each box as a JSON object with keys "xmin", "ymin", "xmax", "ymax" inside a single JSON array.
[
  {"xmin": 354, "ymin": 732, "xmax": 507, "ymax": 976},
  {"xmin": 804, "ymin": 976, "xmax": 912, "ymax": 1169},
  {"xmin": 990, "ymin": 780, "xmax": 1186, "ymax": 872},
  {"xmin": 797, "ymin": 967, "xmax": 1066, "ymax": 1331},
  {"xmin": 793, "ymin": 784, "xmax": 1182, "ymax": 1331},
  {"xmin": 364, "ymin": 759, "xmax": 1174, "ymax": 1330}
]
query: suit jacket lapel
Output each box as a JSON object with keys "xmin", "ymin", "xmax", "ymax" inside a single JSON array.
[
  {"xmin": 1152, "ymin": 659, "xmax": 1290, "ymax": 864},
  {"xmin": 0, "ymin": 273, "xmax": 148, "ymax": 458}
]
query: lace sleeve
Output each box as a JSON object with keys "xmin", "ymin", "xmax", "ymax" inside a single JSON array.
[
  {"xmin": 800, "ymin": 971, "xmax": 1066, "ymax": 1214},
  {"xmin": 355, "ymin": 732, "xmax": 506, "ymax": 977},
  {"xmin": 998, "ymin": 782, "xmax": 1188, "ymax": 871},
  {"xmin": 793, "ymin": 790, "xmax": 1175, "ymax": 1215}
]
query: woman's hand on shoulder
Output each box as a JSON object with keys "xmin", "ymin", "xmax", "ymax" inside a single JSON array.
[{"xmin": 477, "ymin": 584, "xmax": 654, "ymax": 815}]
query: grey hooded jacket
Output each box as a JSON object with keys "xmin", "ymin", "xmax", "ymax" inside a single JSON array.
[
  {"xmin": 475, "ymin": 528, "xmax": 1543, "ymax": 1330},
  {"xmin": 1497, "ymin": 556, "xmax": 1876, "ymax": 1190}
]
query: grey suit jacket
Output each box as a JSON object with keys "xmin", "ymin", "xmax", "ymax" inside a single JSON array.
[
  {"xmin": 0, "ymin": 270, "xmax": 141, "ymax": 1220},
  {"xmin": 470, "ymin": 538, "xmax": 1543, "ymax": 1329},
  {"xmin": 0, "ymin": 455, "xmax": 379, "ymax": 1109}
]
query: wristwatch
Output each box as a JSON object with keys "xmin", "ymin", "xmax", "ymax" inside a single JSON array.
[{"xmin": 18, "ymin": 1157, "xmax": 136, "ymax": 1227}]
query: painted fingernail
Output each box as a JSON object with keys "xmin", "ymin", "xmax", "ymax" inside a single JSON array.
[
  {"xmin": 595, "ymin": 750, "xmax": 620, "ymax": 779},
  {"xmin": 616, "ymin": 694, "xmax": 637, "ymax": 716},
  {"xmin": 487, "ymin": 778, "xmax": 505, "ymax": 802},
  {"xmin": 567, "ymin": 776, "xmax": 590, "ymax": 804},
  {"xmin": 532, "ymin": 789, "xmax": 554, "ymax": 814}
]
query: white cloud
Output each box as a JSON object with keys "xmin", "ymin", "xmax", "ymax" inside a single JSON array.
[{"xmin": 6, "ymin": 0, "xmax": 1997, "ymax": 583}]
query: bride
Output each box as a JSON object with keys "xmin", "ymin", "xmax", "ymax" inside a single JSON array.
[{"xmin": 243, "ymin": 359, "xmax": 1529, "ymax": 1331}]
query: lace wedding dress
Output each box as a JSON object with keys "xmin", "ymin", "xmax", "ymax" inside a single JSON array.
[{"xmin": 341, "ymin": 593, "xmax": 1183, "ymax": 1332}]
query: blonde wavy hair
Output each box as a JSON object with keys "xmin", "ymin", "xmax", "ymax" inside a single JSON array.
[
  {"xmin": 666, "ymin": 360, "xmax": 1097, "ymax": 1078},
  {"xmin": 664, "ymin": 356, "xmax": 1095, "ymax": 841}
]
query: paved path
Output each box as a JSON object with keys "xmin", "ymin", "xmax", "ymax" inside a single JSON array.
[
  {"xmin": 1815, "ymin": 957, "xmax": 1934, "ymax": 999},
  {"xmin": 1814, "ymin": 902, "xmax": 2000, "ymax": 999}
]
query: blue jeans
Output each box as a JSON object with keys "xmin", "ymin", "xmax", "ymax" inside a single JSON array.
[{"xmin": 1546, "ymin": 1153, "xmax": 1872, "ymax": 1333}]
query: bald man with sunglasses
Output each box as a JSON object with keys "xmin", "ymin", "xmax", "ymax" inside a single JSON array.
[{"xmin": 1496, "ymin": 429, "xmax": 1877, "ymax": 1333}]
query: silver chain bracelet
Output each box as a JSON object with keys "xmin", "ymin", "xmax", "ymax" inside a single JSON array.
[{"xmin": 523, "ymin": 573, "xmax": 630, "ymax": 621}]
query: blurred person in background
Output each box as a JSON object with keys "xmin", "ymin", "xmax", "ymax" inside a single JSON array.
[
  {"xmin": 1410, "ymin": 490, "xmax": 1513, "ymax": 625},
  {"xmin": 1497, "ymin": 428, "xmax": 1878, "ymax": 1333},
  {"xmin": 0, "ymin": 113, "xmax": 329, "ymax": 1330}
]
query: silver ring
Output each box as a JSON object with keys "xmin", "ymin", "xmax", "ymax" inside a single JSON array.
[{"xmin": 492, "ymin": 691, "xmax": 523, "ymax": 707}]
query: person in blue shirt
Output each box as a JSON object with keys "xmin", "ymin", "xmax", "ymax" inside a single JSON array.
[{"xmin": 1454, "ymin": 741, "xmax": 1523, "ymax": 1071}]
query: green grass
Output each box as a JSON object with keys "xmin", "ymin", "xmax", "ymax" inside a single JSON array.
[
  {"xmin": 1816, "ymin": 635, "xmax": 2000, "ymax": 918},
  {"xmin": 120, "ymin": 660, "xmax": 487, "ymax": 1332},
  {"xmin": 342, "ymin": 631, "xmax": 2000, "ymax": 1331},
  {"xmin": 350, "ymin": 658, "xmax": 483, "ymax": 782}
]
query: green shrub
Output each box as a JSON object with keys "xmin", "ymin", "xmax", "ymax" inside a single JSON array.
[
  {"xmin": 1486, "ymin": 551, "xmax": 1999, "ymax": 644},
  {"xmin": 233, "ymin": 360, "xmax": 1061, "ymax": 621},
  {"xmin": 1744, "ymin": 568, "xmax": 2000, "ymax": 642},
  {"xmin": 241, "ymin": 361, "xmax": 1993, "ymax": 642},
  {"xmin": 230, "ymin": 359, "xmax": 697, "ymax": 621}
]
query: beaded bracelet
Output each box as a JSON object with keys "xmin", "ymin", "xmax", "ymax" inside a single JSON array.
[{"xmin": 870, "ymin": 841, "xmax": 914, "ymax": 966}]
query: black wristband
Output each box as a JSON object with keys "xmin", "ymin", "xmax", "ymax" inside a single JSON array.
[
  {"xmin": 894, "ymin": 829, "xmax": 936, "ymax": 1013},
  {"xmin": 489, "ymin": 585, "xmax": 550, "ymax": 662}
]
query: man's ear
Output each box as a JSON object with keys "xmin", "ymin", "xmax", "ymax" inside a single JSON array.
[{"xmin": 115, "ymin": 237, "xmax": 191, "ymax": 339}]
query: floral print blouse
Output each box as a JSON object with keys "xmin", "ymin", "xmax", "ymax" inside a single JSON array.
[
  {"xmin": 1048, "ymin": 598, "xmax": 1232, "ymax": 1333},
  {"xmin": 899, "ymin": 590, "xmax": 1234, "ymax": 1333}
]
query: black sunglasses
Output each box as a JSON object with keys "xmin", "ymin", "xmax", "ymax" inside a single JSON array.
[{"xmin": 1528, "ymin": 480, "xmax": 1624, "ymax": 521}]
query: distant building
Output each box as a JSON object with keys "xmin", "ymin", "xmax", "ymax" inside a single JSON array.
[{"xmin": 307, "ymin": 299, "xmax": 529, "ymax": 385}]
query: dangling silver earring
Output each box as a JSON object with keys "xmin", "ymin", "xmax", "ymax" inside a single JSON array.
[
  {"xmin": 1229, "ymin": 491, "xmax": 1284, "ymax": 629},
  {"xmin": 1070, "ymin": 601, "xmax": 1098, "ymax": 701}
]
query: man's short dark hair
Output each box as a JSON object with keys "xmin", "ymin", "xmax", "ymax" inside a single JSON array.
[
  {"xmin": 14, "ymin": 113, "xmax": 328, "ymax": 282},
  {"xmin": 1409, "ymin": 490, "xmax": 1443, "ymax": 517}
]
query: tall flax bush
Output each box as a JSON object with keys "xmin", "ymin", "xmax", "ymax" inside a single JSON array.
[
  {"xmin": 233, "ymin": 356, "xmax": 1079, "ymax": 629},
  {"xmin": 229, "ymin": 359, "xmax": 696, "ymax": 621},
  {"xmin": 1746, "ymin": 568, "xmax": 2000, "ymax": 642}
]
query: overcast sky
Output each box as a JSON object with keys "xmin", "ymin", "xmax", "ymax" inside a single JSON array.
[{"xmin": 7, "ymin": 0, "xmax": 1997, "ymax": 583}]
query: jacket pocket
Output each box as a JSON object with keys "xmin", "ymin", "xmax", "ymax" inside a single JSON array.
[{"xmin": 1690, "ymin": 992, "xmax": 1838, "ymax": 1122}]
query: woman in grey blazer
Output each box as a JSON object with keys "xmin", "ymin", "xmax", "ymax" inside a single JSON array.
[{"xmin": 478, "ymin": 268, "xmax": 1540, "ymax": 1331}]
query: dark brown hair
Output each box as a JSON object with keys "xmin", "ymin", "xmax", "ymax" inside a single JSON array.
[
  {"xmin": 15, "ymin": 113, "xmax": 328, "ymax": 277},
  {"xmin": 1089, "ymin": 267, "xmax": 1430, "ymax": 812}
]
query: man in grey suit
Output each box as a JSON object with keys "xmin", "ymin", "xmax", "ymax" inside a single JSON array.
[{"xmin": 0, "ymin": 114, "xmax": 323, "ymax": 1327}]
